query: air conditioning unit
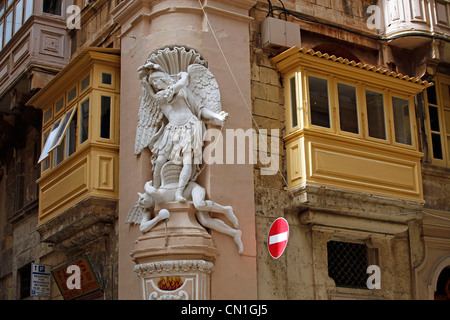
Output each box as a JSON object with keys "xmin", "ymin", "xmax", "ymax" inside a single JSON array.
[{"xmin": 261, "ymin": 17, "xmax": 301, "ymax": 49}]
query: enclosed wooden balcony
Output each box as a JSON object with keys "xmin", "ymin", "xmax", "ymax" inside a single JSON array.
[
  {"xmin": 27, "ymin": 47, "xmax": 120, "ymax": 226},
  {"xmin": 0, "ymin": 0, "xmax": 73, "ymax": 114},
  {"xmin": 273, "ymin": 47, "xmax": 433, "ymax": 203},
  {"xmin": 383, "ymin": 0, "xmax": 450, "ymax": 49}
]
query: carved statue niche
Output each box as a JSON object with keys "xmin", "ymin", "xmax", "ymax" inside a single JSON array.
[{"xmin": 126, "ymin": 46, "xmax": 243, "ymax": 254}]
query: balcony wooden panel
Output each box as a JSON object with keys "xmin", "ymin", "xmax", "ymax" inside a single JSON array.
[
  {"xmin": 285, "ymin": 130, "xmax": 423, "ymax": 203},
  {"xmin": 98, "ymin": 155, "xmax": 115, "ymax": 192},
  {"xmin": 311, "ymin": 144, "xmax": 416, "ymax": 190},
  {"xmin": 40, "ymin": 156, "xmax": 89, "ymax": 222},
  {"xmin": 38, "ymin": 143, "xmax": 120, "ymax": 225}
]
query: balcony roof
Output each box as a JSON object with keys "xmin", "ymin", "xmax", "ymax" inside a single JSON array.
[
  {"xmin": 27, "ymin": 47, "xmax": 120, "ymax": 109},
  {"xmin": 272, "ymin": 46, "xmax": 433, "ymax": 91}
]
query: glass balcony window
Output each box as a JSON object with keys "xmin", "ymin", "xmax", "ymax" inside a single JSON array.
[
  {"xmin": 100, "ymin": 96, "xmax": 111, "ymax": 139},
  {"xmin": 392, "ymin": 96, "xmax": 412, "ymax": 146},
  {"xmin": 425, "ymin": 74, "xmax": 450, "ymax": 167},
  {"xmin": 366, "ymin": 90, "xmax": 386, "ymax": 141},
  {"xmin": 338, "ymin": 83, "xmax": 359, "ymax": 134},
  {"xmin": 13, "ymin": 0, "xmax": 22, "ymax": 34},
  {"xmin": 38, "ymin": 107, "xmax": 76, "ymax": 165},
  {"xmin": 293, "ymin": 71, "xmax": 415, "ymax": 146},
  {"xmin": 308, "ymin": 75, "xmax": 331, "ymax": 129},
  {"xmin": 289, "ymin": 76, "xmax": 298, "ymax": 128},
  {"xmin": 4, "ymin": 10, "xmax": 12, "ymax": 44},
  {"xmin": 0, "ymin": 0, "xmax": 34, "ymax": 50},
  {"xmin": 80, "ymin": 97, "xmax": 90, "ymax": 144},
  {"xmin": 43, "ymin": 0, "xmax": 61, "ymax": 16}
]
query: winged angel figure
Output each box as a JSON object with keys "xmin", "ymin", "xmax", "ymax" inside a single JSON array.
[
  {"xmin": 128, "ymin": 58, "xmax": 243, "ymax": 253},
  {"xmin": 134, "ymin": 62, "xmax": 228, "ymax": 201}
]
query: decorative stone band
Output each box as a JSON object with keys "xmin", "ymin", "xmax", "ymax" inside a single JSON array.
[
  {"xmin": 134, "ymin": 260, "xmax": 215, "ymax": 277},
  {"xmin": 149, "ymin": 291, "xmax": 189, "ymax": 300}
]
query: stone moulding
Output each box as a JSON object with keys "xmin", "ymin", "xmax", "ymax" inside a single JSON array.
[
  {"xmin": 149, "ymin": 291, "xmax": 189, "ymax": 300},
  {"xmin": 111, "ymin": 0, "xmax": 255, "ymax": 37},
  {"xmin": 134, "ymin": 259, "xmax": 215, "ymax": 276}
]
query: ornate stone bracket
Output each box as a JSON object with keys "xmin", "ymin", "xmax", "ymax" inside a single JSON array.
[
  {"xmin": 130, "ymin": 202, "xmax": 217, "ymax": 300},
  {"xmin": 135, "ymin": 259, "xmax": 215, "ymax": 300}
]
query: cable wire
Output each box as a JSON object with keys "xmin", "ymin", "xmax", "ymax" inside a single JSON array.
[
  {"xmin": 198, "ymin": 0, "xmax": 292, "ymax": 193},
  {"xmin": 266, "ymin": 0, "xmax": 274, "ymax": 18},
  {"xmin": 277, "ymin": 0, "xmax": 288, "ymax": 21}
]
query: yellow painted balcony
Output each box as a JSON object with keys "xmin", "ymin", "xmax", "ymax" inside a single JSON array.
[
  {"xmin": 273, "ymin": 47, "xmax": 433, "ymax": 203},
  {"xmin": 27, "ymin": 48, "xmax": 120, "ymax": 225}
]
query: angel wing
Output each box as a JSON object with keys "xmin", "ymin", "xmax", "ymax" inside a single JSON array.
[
  {"xmin": 134, "ymin": 78, "xmax": 165, "ymax": 155},
  {"xmin": 187, "ymin": 64, "xmax": 222, "ymax": 125},
  {"xmin": 125, "ymin": 202, "xmax": 145, "ymax": 225}
]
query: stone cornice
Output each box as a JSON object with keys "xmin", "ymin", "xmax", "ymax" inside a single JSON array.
[
  {"xmin": 213, "ymin": 0, "xmax": 257, "ymax": 10},
  {"xmin": 37, "ymin": 197, "xmax": 117, "ymax": 244},
  {"xmin": 112, "ymin": 0, "xmax": 255, "ymax": 37}
]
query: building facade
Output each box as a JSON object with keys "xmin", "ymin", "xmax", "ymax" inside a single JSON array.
[{"xmin": 0, "ymin": 0, "xmax": 449, "ymax": 300}]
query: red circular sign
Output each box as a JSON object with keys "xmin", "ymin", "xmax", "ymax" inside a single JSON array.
[{"xmin": 268, "ymin": 218, "xmax": 289, "ymax": 259}]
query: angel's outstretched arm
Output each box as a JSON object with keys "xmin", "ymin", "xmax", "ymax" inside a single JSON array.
[
  {"xmin": 172, "ymin": 72, "xmax": 189, "ymax": 93},
  {"xmin": 200, "ymin": 109, "xmax": 228, "ymax": 122}
]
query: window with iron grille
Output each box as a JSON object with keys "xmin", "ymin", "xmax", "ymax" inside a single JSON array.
[{"xmin": 327, "ymin": 240, "xmax": 375, "ymax": 289}]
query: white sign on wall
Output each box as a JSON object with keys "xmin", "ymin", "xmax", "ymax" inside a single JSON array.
[{"xmin": 31, "ymin": 263, "xmax": 52, "ymax": 298}]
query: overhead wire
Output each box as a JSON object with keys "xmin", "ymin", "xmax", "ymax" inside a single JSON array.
[
  {"xmin": 197, "ymin": 0, "xmax": 292, "ymax": 194},
  {"xmin": 277, "ymin": 0, "xmax": 288, "ymax": 21},
  {"xmin": 422, "ymin": 211, "xmax": 450, "ymax": 222},
  {"xmin": 266, "ymin": 0, "xmax": 274, "ymax": 18}
]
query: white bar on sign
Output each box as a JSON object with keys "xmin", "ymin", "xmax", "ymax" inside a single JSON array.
[{"xmin": 269, "ymin": 232, "xmax": 288, "ymax": 245}]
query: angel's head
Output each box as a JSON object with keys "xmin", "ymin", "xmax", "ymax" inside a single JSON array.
[{"xmin": 149, "ymin": 71, "xmax": 174, "ymax": 92}]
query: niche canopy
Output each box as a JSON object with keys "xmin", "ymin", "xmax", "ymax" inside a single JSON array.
[{"xmin": 145, "ymin": 45, "xmax": 208, "ymax": 75}]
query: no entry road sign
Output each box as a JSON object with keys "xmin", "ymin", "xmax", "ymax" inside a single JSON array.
[{"xmin": 268, "ymin": 218, "xmax": 289, "ymax": 259}]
